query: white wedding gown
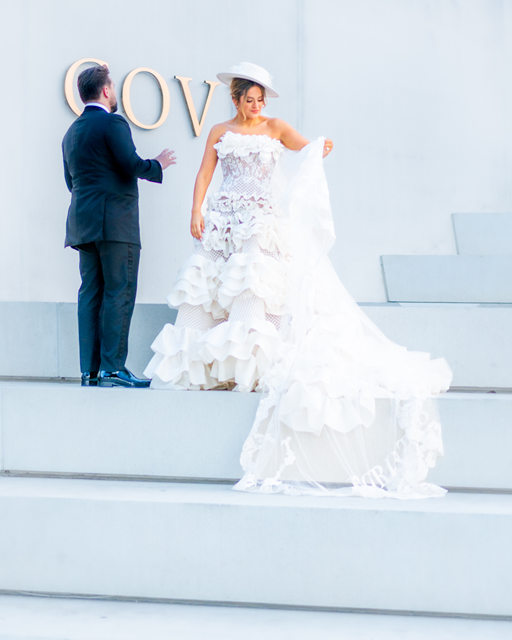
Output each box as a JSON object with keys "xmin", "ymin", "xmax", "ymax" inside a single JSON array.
[{"xmin": 145, "ymin": 131, "xmax": 453, "ymax": 499}]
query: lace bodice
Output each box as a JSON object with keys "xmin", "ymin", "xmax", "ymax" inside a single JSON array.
[{"xmin": 213, "ymin": 131, "xmax": 285, "ymax": 201}]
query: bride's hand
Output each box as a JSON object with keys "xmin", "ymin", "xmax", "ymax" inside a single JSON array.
[
  {"xmin": 191, "ymin": 211, "xmax": 205, "ymax": 240},
  {"xmin": 323, "ymin": 139, "xmax": 333, "ymax": 158}
]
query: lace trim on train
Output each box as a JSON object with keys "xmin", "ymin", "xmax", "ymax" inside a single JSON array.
[{"xmin": 236, "ymin": 397, "xmax": 446, "ymax": 499}]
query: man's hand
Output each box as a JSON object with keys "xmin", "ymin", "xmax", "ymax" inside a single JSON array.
[{"xmin": 155, "ymin": 149, "xmax": 177, "ymax": 169}]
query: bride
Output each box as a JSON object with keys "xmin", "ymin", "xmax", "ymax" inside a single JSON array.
[{"xmin": 145, "ymin": 62, "xmax": 452, "ymax": 499}]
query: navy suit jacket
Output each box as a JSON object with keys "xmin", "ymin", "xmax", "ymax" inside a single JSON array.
[{"xmin": 62, "ymin": 106, "xmax": 163, "ymax": 248}]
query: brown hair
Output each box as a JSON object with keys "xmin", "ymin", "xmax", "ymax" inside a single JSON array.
[
  {"xmin": 77, "ymin": 65, "xmax": 111, "ymax": 102},
  {"xmin": 230, "ymin": 78, "xmax": 266, "ymax": 118}
]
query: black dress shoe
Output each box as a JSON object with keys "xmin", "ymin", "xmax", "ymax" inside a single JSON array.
[
  {"xmin": 81, "ymin": 371, "xmax": 99, "ymax": 387},
  {"xmin": 98, "ymin": 369, "xmax": 151, "ymax": 388}
]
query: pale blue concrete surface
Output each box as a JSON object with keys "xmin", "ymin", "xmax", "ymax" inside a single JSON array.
[
  {"xmin": 0, "ymin": 384, "xmax": 258, "ymax": 480},
  {"xmin": 126, "ymin": 303, "xmax": 178, "ymax": 378},
  {"xmin": 55, "ymin": 303, "xmax": 78, "ymax": 377},
  {"xmin": 2, "ymin": 302, "xmax": 512, "ymax": 387},
  {"xmin": 429, "ymin": 393, "xmax": 512, "ymax": 489},
  {"xmin": 361, "ymin": 303, "xmax": 512, "ymax": 388},
  {"xmin": 54, "ymin": 303, "xmax": 177, "ymax": 378},
  {"xmin": 0, "ymin": 594, "xmax": 511, "ymax": 640},
  {"xmin": 381, "ymin": 255, "xmax": 512, "ymax": 302},
  {"xmin": 0, "ymin": 478, "xmax": 510, "ymax": 616},
  {"xmin": 453, "ymin": 213, "xmax": 512, "ymax": 255},
  {"xmin": 0, "ymin": 303, "xmax": 59, "ymax": 378},
  {"xmin": 0, "ymin": 302, "xmax": 177, "ymax": 379}
]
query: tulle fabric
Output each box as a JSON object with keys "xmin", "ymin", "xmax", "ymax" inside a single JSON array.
[
  {"xmin": 232, "ymin": 138, "xmax": 452, "ymax": 499},
  {"xmin": 145, "ymin": 132, "xmax": 452, "ymax": 499}
]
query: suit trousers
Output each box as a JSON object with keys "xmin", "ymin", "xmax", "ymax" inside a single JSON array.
[{"xmin": 77, "ymin": 241, "xmax": 140, "ymax": 372}]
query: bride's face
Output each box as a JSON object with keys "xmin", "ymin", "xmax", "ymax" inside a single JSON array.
[{"xmin": 237, "ymin": 86, "xmax": 265, "ymax": 120}]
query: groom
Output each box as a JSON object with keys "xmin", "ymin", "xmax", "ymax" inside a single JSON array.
[{"xmin": 62, "ymin": 65, "xmax": 176, "ymax": 388}]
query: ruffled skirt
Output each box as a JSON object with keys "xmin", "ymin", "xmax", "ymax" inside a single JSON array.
[{"xmin": 144, "ymin": 196, "xmax": 289, "ymax": 392}]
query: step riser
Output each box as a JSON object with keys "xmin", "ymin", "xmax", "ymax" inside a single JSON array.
[
  {"xmin": 1, "ymin": 386, "xmax": 510, "ymax": 491},
  {"xmin": 381, "ymin": 255, "xmax": 512, "ymax": 303},
  {"xmin": 2, "ymin": 302, "xmax": 511, "ymax": 388},
  {"xmin": 0, "ymin": 386, "xmax": 257, "ymax": 481},
  {"xmin": 453, "ymin": 213, "xmax": 512, "ymax": 256},
  {"xmin": 0, "ymin": 486, "xmax": 510, "ymax": 617},
  {"xmin": 429, "ymin": 394, "xmax": 512, "ymax": 489},
  {"xmin": 362, "ymin": 305, "xmax": 512, "ymax": 388},
  {"xmin": 0, "ymin": 302, "xmax": 176, "ymax": 381}
]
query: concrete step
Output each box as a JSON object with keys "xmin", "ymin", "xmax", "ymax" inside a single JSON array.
[
  {"xmin": 2, "ymin": 301, "xmax": 512, "ymax": 388},
  {"xmin": 0, "ymin": 382, "xmax": 511, "ymax": 492},
  {"xmin": 453, "ymin": 213, "xmax": 512, "ymax": 255},
  {"xmin": 362, "ymin": 303, "xmax": 512, "ymax": 388},
  {"xmin": 0, "ymin": 302, "xmax": 177, "ymax": 380},
  {"xmin": 0, "ymin": 477, "xmax": 510, "ymax": 617},
  {"xmin": 381, "ymin": 255, "xmax": 512, "ymax": 303},
  {"xmin": 0, "ymin": 593, "xmax": 510, "ymax": 640}
]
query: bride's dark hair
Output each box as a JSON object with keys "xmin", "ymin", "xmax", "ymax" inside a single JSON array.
[{"xmin": 230, "ymin": 78, "xmax": 266, "ymax": 119}]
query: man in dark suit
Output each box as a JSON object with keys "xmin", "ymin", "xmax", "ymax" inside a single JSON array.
[{"xmin": 62, "ymin": 65, "xmax": 175, "ymax": 387}]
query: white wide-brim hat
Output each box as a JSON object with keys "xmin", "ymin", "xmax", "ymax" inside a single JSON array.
[{"xmin": 217, "ymin": 62, "xmax": 279, "ymax": 98}]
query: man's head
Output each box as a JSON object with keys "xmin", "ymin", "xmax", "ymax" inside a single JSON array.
[{"xmin": 77, "ymin": 65, "xmax": 118, "ymax": 113}]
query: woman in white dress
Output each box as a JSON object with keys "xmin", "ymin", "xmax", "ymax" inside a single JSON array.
[{"xmin": 145, "ymin": 63, "xmax": 452, "ymax": 499}]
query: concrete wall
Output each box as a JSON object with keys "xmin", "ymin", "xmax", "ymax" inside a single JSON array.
[{"xmin": 1, "ymin": 0, "xmax": 512, "ymax": 305}]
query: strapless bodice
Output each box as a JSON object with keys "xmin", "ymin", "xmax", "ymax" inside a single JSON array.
[{"xmin": 213, "ymin": 131, "xmax": 285, "ymax": 201}]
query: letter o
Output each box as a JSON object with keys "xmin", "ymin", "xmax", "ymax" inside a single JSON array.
[
  {"xmin": 122, "ymin": 68, "xmax": 170, "ymax": 130},
  {"xmin": 64, "ymin": 58, "xmax": 108, "ymax": 116}
]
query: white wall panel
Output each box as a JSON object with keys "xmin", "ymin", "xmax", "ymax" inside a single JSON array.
[
  {"xmin": 302, "ymin": 0, "xmax": 509, "ymax": 300},
  {"xmin": 0, "ymin": 0, "xmax": 510, "ymax": 303}
]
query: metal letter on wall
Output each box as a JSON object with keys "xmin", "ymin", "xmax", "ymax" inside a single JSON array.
[
  {"xmin": 122, "ymin": 68, "xmax": 170, "ymax": 130},
  {"xmin": 64, "ymin": 58, "xmax": 108, "ymax": 116},
  {"xmin": 175, "ymin": 77, "xmax": 220, "ymax": 137}
]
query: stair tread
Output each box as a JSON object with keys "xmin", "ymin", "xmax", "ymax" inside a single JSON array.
[
  {"xmin": 1, "ymin": 476, "xmax": 511, "ymax": 515},
  {"xmin": 1, "ymin": 383, "xmax": 512, "ymax": 491},
  {"xmin": 0, "ymin": 594, "xmax": 511, "ymax": 640},
  {"xmin": 1, "ymin": 479, "xmax": 510, "ymax": 615}
]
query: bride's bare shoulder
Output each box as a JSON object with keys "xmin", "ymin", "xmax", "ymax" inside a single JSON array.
[
  {"xmin": 267, "ymin": 118, "xmax": 293, "ymax": 136},
  {"xmin": 207, "ymin": 122, "xmax": 231, "ymax": 144}
]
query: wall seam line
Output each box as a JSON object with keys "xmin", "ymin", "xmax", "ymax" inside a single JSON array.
[{"xmin": 297, "ymin": 0, "xmax": 304, "ymax": 133}]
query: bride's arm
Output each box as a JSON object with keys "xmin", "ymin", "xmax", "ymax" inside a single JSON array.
[
  {"xmin": 190, "ymin": 126, "xmax": 223, "ymax": 240},
  {"xmin": 271, "ymin": 119, "xmax": 333, "ymax": 158}
]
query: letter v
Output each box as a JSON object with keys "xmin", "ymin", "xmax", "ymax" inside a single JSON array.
[{"xmin": 175, "ymin": 77, "xmax": 220, "ymax": 137}]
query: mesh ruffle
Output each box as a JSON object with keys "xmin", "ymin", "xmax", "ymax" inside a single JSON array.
[
  {"xmin": 144, "ymin": 325, "xmax": 218, "ymax": 390},
  {"xmin": 168, "ymin": 241, "xmax": 290, "ymax": 318},
  {"xmin": 145, "ymin": 319, "xmax": 280, "ymax": 392}
]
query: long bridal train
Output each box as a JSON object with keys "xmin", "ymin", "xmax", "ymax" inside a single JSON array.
[{"xmin": 145, "ymin": 133, "xmax": 452, "ymax": 499}]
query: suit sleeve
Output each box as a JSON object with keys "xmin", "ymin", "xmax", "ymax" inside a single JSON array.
[
  {"xmin": 62, "ymin": 142, "xmax": 73, "ymax": 192},
  {"xmin": 104, "ymin": 115, "xmax": 163, "ymax": 184}
]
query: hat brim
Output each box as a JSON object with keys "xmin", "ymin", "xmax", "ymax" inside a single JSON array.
[{"xmin": 216, "ymin": 72, "xmax": 279, "ymax": 98}]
